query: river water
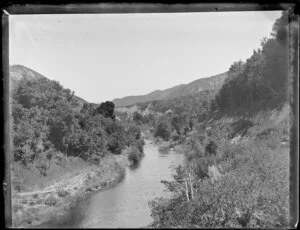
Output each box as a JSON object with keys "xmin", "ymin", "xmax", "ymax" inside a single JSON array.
[{"xmin": 43, "ymin": 140, "xmax": 184, "ymax": 228}]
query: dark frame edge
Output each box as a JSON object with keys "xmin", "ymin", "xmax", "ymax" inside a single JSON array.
[
  {"xmin": 2, "ymin": 9, "xmax": 12, "ymax": 228},
  {"xmin": 288, "ymin": 5, "xmax": 299, "ymax": 229},
  {"xmin": 2, "ymin": 3, "xmax": 295, "ymax": 15},
  {"xmin": 1, "ymin": 3, "xmax": 298, "ymax": 229}
]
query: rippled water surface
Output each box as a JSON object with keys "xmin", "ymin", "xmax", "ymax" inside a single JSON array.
[{"xmin": 44, "ymin": 140, "xmax": 184, "ymax": 228}]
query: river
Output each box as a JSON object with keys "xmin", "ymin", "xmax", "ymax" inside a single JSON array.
[{"xmin": 42, "ymin": 140, "xmax": 184, "ymax": 228}]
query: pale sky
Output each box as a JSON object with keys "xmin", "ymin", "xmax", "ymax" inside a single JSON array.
[{"xmin": 9, "ymin": 11, "xmax": 282, "ymax": 103}]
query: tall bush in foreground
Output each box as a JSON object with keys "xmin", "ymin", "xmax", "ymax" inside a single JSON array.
[
  {"xmin": 128, "ymin": 146, "xmax": 143, "ymax": 164},
  {"xmin": 154, "ymin": 118, "xmax": 172, "ymax": 141}
]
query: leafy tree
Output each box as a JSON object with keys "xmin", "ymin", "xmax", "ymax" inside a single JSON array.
[
  {"xmin": 172, "ymin": 114, "xmax": 188, "ymax": 135},
  {"xmin": 127, "ymin": 124, "xmax": 142, "ymax": 143},
  {"xmin": 154, "ymin": 118, "xmax": 172, "ymax": 141},
  {"xmin": 80, "ymin": 102, "xmax": 94, "ymax": 116},
  {"xmin": 132, "ymin": 111, "xmax": 144, "ymax": 124},
  {"xmin": 107, "ymin": 133, "xmax": 125, "ymax": 155},
  {"xmin": 128, "ymin": 145, "xmax": 144, "ymax": 164},
  {"xmin": 94, "ymin": 101, "xmax": 115, "ymax": 119}
]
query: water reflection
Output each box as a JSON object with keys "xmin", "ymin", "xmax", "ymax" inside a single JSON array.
[
  {"xmin": 158, "ymin": 148, "xmax": 170, "ymax": 155},
  {"xmin": 128, "ymin": 161, "xmax": 141, "ymax": 170}
]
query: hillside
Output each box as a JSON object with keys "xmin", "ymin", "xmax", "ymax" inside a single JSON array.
[
  {"xmin": 9, "ymin": 65, "xmax": 87, "ymax": 109},
  {"xmin": 10, "ymin": 65, "xmax": 46, "ymax": 81},
  {"xmin": 113, "ymin": 72, "xmax": 228, "ymax": 107},
  {"xmin": 10, "ymin": 65, "xmax": 46, "ymax": 92}
]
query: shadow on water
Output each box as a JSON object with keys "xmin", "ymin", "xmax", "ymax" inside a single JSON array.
[
  {"xmin": 158, "ymin": 148, "xmax": 170, "ymax": 156},
  {"xmin": 36, "ymin": 208, "xmax": 80, "ymax": 228},
  {"xmin": 129, "ymin": 161, "xmax": 141, "ymax": 170}
]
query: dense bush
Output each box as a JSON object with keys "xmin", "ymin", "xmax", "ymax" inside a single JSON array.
[
  {"xmin": 205, "ymin": 140, "xmax": 217, "ymax": 157},
  {"xmin": 107, "ymin": 134, "xmax": 125, "ymax": 155},
  {"xmin": 44, "ymin": 195, "xmax": 58, "ymax": 206},
  {"xmin": 57, "ymin": 189, "xmax": 69, "ymax": 197},
  {"xmin": 126, "ymin": 124, "xmax": 142, "ymax": 144},
  {"xmin": 11, "ymin": 75, "xmax": 144, "ymax": 176},
  {"xmin": 154, "ymin": 118, "xmax": 172, "ymax": 141},
  {"xmin": 215, "ymin": 12, "xmax": 288, "ymax": 114},
  {"xmin": 127, "ymin": 136, "xmax": 145, "ymax": 164},
  {"xmin": 128, "ymin": 146, "xmax": 144, "ymax": 164},
  {"xmin": 93, "ymin": 101, "xmax": 115, "ymax": 119},
  {"xmin": 132, "ymin": 111, "xmax": 144, "ymax": 124},
  {"xmin": 136, "ymin": 90, "xmax": 213, "ymax": 133},
  {"xmin": 149, "ymin": 138, "xmax": 289, "ymax": 228}
]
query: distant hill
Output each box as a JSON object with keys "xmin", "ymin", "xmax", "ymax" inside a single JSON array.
[
  {"xmin": 9, "ymin": 65, "xmax": 87, "ymax": 107},
  {"xmin": 113, "ymin": 72, "xmax": 228, "ymax": 107}
]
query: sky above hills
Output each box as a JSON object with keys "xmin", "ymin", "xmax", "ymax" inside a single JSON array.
[{"xmin": 9, "ymin": 11, "xmax": 282, "ymax": 103}]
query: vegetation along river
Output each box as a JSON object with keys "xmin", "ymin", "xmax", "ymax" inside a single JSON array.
[{"xmin": 41, "ymin": 139, "xmax": 184, "ymax": 228}]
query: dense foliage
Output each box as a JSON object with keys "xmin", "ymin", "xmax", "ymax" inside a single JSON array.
[
  {"xmin": 93, "ymin": 101, "xmax": 116, "ymax": 119},
  {"xmin": 125, "ymin": 89, "xmax": 215, "ymax": 143},
  {"xmin": 154, "ymin": 117, "xmax": 172, "ymax": 141},
  {"xmin": 150, "ymin": 131, "xmax": 289, "ymax": 228},
  {"xmin": 215, "ymin": 12, "xmax": 289, "ymax": 114},
  {"xmin": 11, "ymin": 77, "xmax": 144, "ymax": 174}
]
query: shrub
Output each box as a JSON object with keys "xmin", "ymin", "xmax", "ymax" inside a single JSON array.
[
  {"xmin": 171, "ymin": 132, "xmax": 180, "ymax": 141},
  {"xmin": 57, "ymin": 189, "xmax": 69, "ymax": 197},
  {"xmin": 192, "ymin": 140, "xmax": 205, "ymax": 157},
  {"xmin": 107, "ymin": 134, "xmax": 125, "ymax": 155},
  {"xmin": 132, "ymin": 112, "xmax": 144, "ymax": 124},
  {"xmin": 154, "ymin": 120, "xmax": 172, "ymax": 141},
  {"xmin": 127, "ymin": 124, "xmax": 141, "ymax": 140},
  {"xmin": 135, "ymin": 139, "xmax": 145, "ymax": 153},
  {"xmin": 205, "ymin": 140, "xmax": 217, "ymax": 157},
  {"xmin": 128, "ymin": 146, "xmax": 144, "ymax": 164},
  {"xmin": 126, "ymin": 124, "xmax": 143, "ymax": 147},
  {"xmin": 44, "ymin": 195, "xmax": 57, "ymax": 206}
]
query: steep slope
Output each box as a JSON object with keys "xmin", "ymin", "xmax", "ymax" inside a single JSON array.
[{"xmin": 113, "ymin": 72, "xmax": 228, "ymax": 107}]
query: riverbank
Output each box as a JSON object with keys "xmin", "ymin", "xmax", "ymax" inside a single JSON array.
[
  {"xmin": 11, "ymin": 153, "xmax": 129, "ymax": 228},
  {"xmin": 38, "ymin": 138, "xmax": 184, "ymax": 228}
]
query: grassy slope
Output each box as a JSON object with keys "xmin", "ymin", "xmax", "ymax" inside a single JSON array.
[{"xmin": 11, "ymin": 153, "xmax": 129, "ymax": 227}]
